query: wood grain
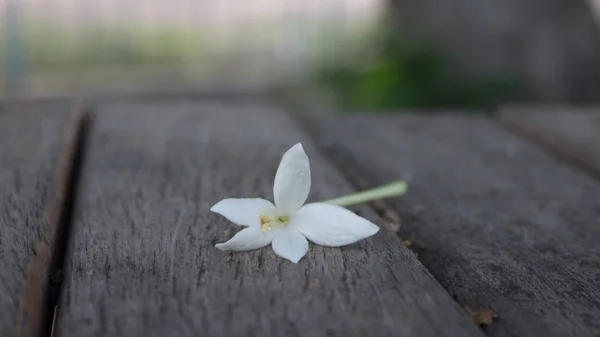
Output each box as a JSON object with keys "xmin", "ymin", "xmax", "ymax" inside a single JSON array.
[
  {"xmin": 307, "ymin": 113, "xmax": 600, "ymax": 337},
  {"xmin": 0, "ymin": 101, "xmax": 82, "ymax": 337},
  {"xmin": 501, "ymin": 106, "xmax": 600, "ymax": 180},
  {"xmin": 55, "ymin": 101, "xmax": 484, "ymax": 337}
]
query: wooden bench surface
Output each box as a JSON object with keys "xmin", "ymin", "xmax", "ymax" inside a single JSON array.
[
  {"xmin": 0, "ymin": 97, "xmax": 599, "ymax": 337},
  {"xmin": 53, "ymin": 101, "xmax": 483, "ymax": 337},
  {"xmin": 0, "ymin": 101, "xmax": 83, "ymax": 337},
  {"xmin": 306, "ymin": 113, "xmax": 600, "ymax": 337}
]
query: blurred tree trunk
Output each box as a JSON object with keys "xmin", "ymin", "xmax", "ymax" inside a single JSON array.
[{"xmin": 386, "ymin": 0, "xmax": 600, "ymax": 102}]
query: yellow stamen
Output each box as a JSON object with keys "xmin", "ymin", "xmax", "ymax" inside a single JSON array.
[
  {"xmin": 260, "ymin": 215, "xmax": 272, "ymax": 232},
  {"xmin": 260, "ymin": 214, "xmax": 291, "ymax": 232}
]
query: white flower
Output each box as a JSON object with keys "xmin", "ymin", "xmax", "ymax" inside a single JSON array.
[{"xmin": 211, "ymin": 143, "xmax": 380, "ymax": 263}]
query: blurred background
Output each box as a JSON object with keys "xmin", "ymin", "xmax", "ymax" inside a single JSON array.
[{"xmin": 2, "ymin": 0, "xmax": 600, "ymax": 110}]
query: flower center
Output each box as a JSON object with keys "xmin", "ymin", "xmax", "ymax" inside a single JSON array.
[{"xmin": 260, "ymin": 214, "xmax": 290, "ymax": 232}]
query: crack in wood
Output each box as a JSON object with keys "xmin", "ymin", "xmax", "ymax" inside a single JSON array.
[{"xmin": 22, "ymin": 102, "xmax": 90, "ymax": 337}]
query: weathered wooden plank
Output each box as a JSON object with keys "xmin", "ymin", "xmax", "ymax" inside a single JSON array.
[
  {"xmin": 0, "ymin": 101, "xmax": 83, "ymax": 337},
  {"xmin": 55, "ymin": 102, "xmax": 484, "ymax": 337},
  {"xmin": 307, "ymin": 113, "xmax": 600, "ymax": 337},
  {"xmin": 501, "ymin": 106, "xmax": 600, "ymax": 179}
]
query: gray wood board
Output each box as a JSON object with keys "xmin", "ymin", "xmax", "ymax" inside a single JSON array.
[
  {"xmin": 0, "ymin": 101, "xmax": 79, "ymax": 337},
  {"xmin": 306, "ymin": 113, "xmax": 600, "ymax": 337},
  {"xmin": 55, "ymin": 101, "xmax": 484, "ymax": 337},
  {"xmin": 501, "ymin": 106, "xmax": 600, "ymax": 179}
]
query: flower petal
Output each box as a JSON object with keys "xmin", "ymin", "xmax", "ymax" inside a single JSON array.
[
  {"xmin": 215, "ymin": 227, "xmax": 276, "ymax": 251},
  {"xmin": 271, "ymin": 230, "xmax": 309, "ymax": 263},
  {"xmin": 210, "ymin": 198, "xmax": 276, "ymax": 227},
  {"xmin": 293, "ymin": 203, "xmax": 380, "ymax": 247},
  {"xmin": 273, "ymin": 143, "xmax": 311, "ymax": 213}
]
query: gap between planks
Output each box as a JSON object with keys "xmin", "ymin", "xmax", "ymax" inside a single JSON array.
[
  {"xmin": 499, "ymin": 109, "xmax": 600, "ymax": 182},
  {"xmin": 23, "ymin": 102, "xmax": 91, "ymax": 337}
]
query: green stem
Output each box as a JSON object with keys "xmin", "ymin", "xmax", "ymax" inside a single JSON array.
[{"xmin": 323, "ymin": 180, "xmax": 408, "ymax": 208}]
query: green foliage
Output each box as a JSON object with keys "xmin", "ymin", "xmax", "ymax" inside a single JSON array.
[
  {"xmin": 313, "ymin": 28, "xmax": 526, "ymax": 110},
  {"xmin": 14, "ymin": 27, "xmax": 208, "ymax": 72}
]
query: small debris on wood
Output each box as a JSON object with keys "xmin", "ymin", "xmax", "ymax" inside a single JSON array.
[
  {"xmin": 387, "ymin": 222, "xmax": 401, "ymax": 233},
  {"xmin": 466, "ymin": 307, "xmax": 496, "ymax": 327},
  {"xmin": 382, "ymin": 209, "xmax": 401, "ymax": 224},
  {"xmin": 402, "ymin": 239, "xmax": 420, "ymax": 258},
  {"xmin": 412, "ymin": 239, "xmax": 427, "ymax": 250}
]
